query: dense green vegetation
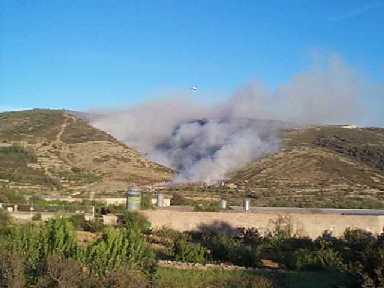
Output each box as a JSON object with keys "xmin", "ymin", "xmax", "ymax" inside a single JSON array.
[
  {"xmin": 152, "ymin": 218, "xmax": 384, "ymax": 288},
  {"xmin": 2, "ymin": 208, "xmax": 384, "ymax": 287},
  {"xmin": 0, "ymin": 211, "xmax": 154, "ymax": 287}
]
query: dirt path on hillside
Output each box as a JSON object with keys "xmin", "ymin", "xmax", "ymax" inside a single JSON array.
[
  {"xmin": 37, "ymin": 113, "xmax": 77, "ymax": 180},
  {"xmin": 55, "ymin": 113, "xmax": 76, "ymax": 144}
]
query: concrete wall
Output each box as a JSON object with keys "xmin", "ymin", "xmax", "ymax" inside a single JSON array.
[
  {"xmin": 102, "ymin": 214, "xmax": 118, "ymax": 225},
  {"xmin": 141, "ymin": 210, "xmax": 384, "ymax": 239},
  {"xmin": 96, "ymin": 197, "xmax": 126, "ymax": 206},
  {"xmin": 10, "ymin": 211, "xmax": 94, "ymax": 222},
  {"xmin": 11, "ymin": 211, "xmax": 58, "ymax": 222}
]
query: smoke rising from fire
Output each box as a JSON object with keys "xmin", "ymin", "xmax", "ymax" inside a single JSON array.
[{"xmin": 92, "ymin": 57, "xmax": 368, "ymax": 183}]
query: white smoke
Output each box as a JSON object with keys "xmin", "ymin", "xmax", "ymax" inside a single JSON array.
[{"xmin": 91, "ymin": 56, "xmax": 369, "ymax": 183}]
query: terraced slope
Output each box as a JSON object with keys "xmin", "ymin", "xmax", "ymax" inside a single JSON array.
[
  {"xmin": 228, "ymin": 126, "xmax": 384, "ymax": 208},
  {"xmin": 0, "ymin": 109, "xmax": 173, "ymax": 197}
]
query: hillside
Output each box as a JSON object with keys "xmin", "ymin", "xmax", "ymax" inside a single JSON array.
[
  {"xmin": 227, "ymin": 126, "xmax": 384, "ymax": 208},
  {"xmin": 0, "ymin": 109, "xmax": 173, "ymax": 198}
]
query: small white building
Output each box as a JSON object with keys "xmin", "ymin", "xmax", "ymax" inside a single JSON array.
[{"xmin": 102, "ymin": 214, "xmax": 118, "ymax": 225}]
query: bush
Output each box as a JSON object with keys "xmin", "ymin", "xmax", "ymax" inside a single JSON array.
[
  {"xmin": 270, "ymin": 215, "xmax": 295, "ymax": 241},
  {"xmin": 44, "ymin": 218, "xmax": 78, "ymax": 258},
  {"xmin": 294, "ymin": 246, "xmax": 344, "ymax": 271},
  {"xmin": 340, "ymin": 229, "xmax": 384, "ymax": 287},
  {"xmin": 170, "ymin": 193, "xmax": 191, "ymax": 206},
  {"xmin": 193, "ymin": 202, "xmax": 220, "ymax": 212},
  {"xmin": 0, "ymin": 251, "xmax": 25, "ymax": 288},
  {"xmin": 69, "ymin": 214, "xmax": 103, "ymax": 232},
  {"xmin": 36, "ymin": 255, "xmax": 92, "ymax": 288},
  {"xmin": 263, "ymin": 237, "xmax": 314, "ymax": 269},
  {"xmin": 122, "ymin": 211, "xmax": 151, "ymax": 233},
  {"xmin": 201, "ymin": 233, "xmax": 261, "ymax": 267},
  {"xmin": 152, "ymin": 227, "xmax": 184, "ymax": 247},
  {"xmin": 84, "ymin": 227, "xmax": 154, "ymax": 275},
  {"xmin": 173, "ymin": 237, "xmax": 207, "ymax": 264},
  {"xmin": 239, "ymin": 228, "xmax": 263, "ymax": 247},
  {"xmin": 102, "ymin": 268, "xmax": 150, "ymax": 288},
  {"xmin": 32, "ymin": 213, "xmax": 42, "ymax": 221},
  {"xmin": 141, "ymin": 193, "xmax": 153, "ymax": 210},
  {"xmin": 0, "ymin": 209, "xmax": 11, "ymax": 228},
  {"xmin": 203, "ymin": 233, "xmax": 241, "ymax": 262}
]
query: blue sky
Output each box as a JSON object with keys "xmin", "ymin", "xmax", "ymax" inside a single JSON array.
[{"xmin": 0, "ymin": 0, "xmax": 383, "ymax": 124}]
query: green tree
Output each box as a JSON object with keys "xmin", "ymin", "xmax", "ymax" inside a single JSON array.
[{"xmin": 44, "ymin": 218, "xmax": 78, "ymax": 258}]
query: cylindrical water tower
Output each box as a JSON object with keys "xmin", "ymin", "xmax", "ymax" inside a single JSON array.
[
  {"xmin": 219, "ymin": 199, "xmax": 227, "ymax": 210},
  {"xmin": 156, "ymin": 193, "xmax": 164, "ymax": 208},
  {"xmin": 126, "ymin": 188, "xmax": 141, "ymax": 211},
  {"xmin": 243, "ymin": 198, "xmax": 250, "ymax": 212}
]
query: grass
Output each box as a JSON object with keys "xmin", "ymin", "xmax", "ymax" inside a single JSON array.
[
  {"xmin": 0, "ymin": 109, "xmax": 115, "ymax": 144},
  {"xmin": 0, "ymin": 145, "xmax": 56, "ymax": 186},
  {"xmin": 0, "ymin": 109, "xmax": 64, "ymax": 142},
  {"xmin": 220, "ymin": 126, "xmax": 384, "ymax": 209},
  {"xmin": 0, "ymin": 186, "xmax": 27, "ymax": 203},
  {"xmin": 285, "ymin": 126, "xmax": 384, "ymax": 171},
  {"xmin": 155, "ymin": 267, "xmax": 355, "ymax": 288},
  {"xmin": 57, "ymin": 168, "xmax": 102, "ymax": 184},
  {"xmin": 155, "ymin": 268, "xmax": 273, "ymax": 288},
  {"xmin": 0, "ymin": 109, "xmax": 173, "ymax": 194},
  {"xmin": 61, "ymin": 118, "xmax": 116, "ymax": 144},
  {"xmin": 278, "ymin": 270, "xmax": 356, "ymax": 288},
  {"xmin": 0, "ymin": 145, "xmax": 37, "ymax": 164}
]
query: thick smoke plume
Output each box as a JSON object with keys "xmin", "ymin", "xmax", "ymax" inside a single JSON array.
[{"xmin": 92, "ymin": 57, "xmax": 367, "ymax": 183}]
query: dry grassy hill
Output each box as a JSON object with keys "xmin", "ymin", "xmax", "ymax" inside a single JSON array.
[
  {"xmin": 228, "ymin": 126, "xmax": 384, "ymax": 208},
  {"xmin": 0, "ymin": 109, "xmax": 173, "ymax": 198},
  {"xmin": 155, "ymin": 125, "xmax": 384, "ymax": 209},
  {"xmin": 2, "ymin": 110, "xmax": 383, "ymax": 209}
]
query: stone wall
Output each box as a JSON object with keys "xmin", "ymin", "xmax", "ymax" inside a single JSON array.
[{"xmin": 141, "ymin": 209, "xmax": 384, "ymax": 239}]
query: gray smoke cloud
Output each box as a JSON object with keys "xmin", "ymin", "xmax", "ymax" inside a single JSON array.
[{"xmin": 91, "ymin": 56, "xmax": 369, "ymax": 183}]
